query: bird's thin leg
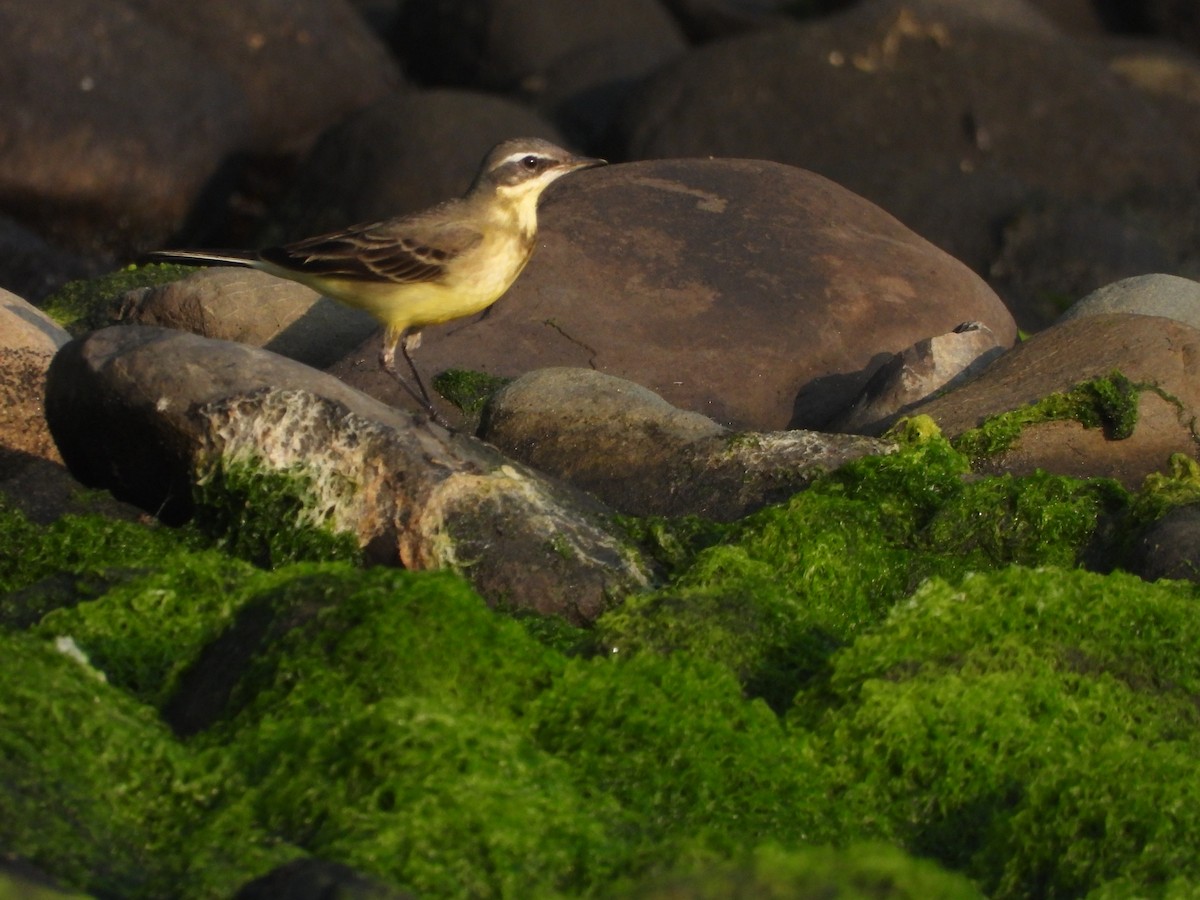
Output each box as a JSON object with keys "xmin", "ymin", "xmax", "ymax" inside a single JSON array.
[
  {"xmin": 379, "ymin": 327, "xmax": 450, "ymax": 428},
  {"xmin": 399, "ymin": 331, "xmax": 437, "ymax": 409}
]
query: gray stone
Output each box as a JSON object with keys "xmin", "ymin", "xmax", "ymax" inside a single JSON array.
[
  {"xmin": 831, "ymin": 322, "xmax": 1006, "ymax": 435},
  {"xmin": 1058, "ymin": 274, "xmax": 1200, "ymax": 331},
  {"xmin": 481, "ymin": 368, "xmax": 892, "ymax": 520},
  {"xmin": 118, "ymin": 269, "xmax": 378, "ymax": 369}
]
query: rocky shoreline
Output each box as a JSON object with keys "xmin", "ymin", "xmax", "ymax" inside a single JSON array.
[{"xmin": 4, "ymin": 1, "xmax": 1200, "ymax": 898}]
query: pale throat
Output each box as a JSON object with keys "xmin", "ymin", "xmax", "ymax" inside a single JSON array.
[{"xmin": 492, "ymin": 182, "xmax": 551, "ymax": 244}]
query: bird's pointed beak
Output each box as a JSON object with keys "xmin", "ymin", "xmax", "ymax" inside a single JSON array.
[{"xmin": 566, "ymin": 154, "xmax": 607, "ymax": 172}]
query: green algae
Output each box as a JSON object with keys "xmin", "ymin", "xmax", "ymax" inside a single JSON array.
[
  {"xmin": 530, "ymin": 652, "xmax": 845, "ymax": 874},
  {"xmin": 190, "ymin": 456, "xmax": 362, "ymax": 568},
  {"xmin": 12, "ymin": 409, "xmax": 1200, "ymax": 897},
  {"xmin": 0, "ymin": 869, "xmax": 93, "ymax": 900},
  {"xmin": 232, "ymin": 695, "xmax": 625, "ymax": 899},
  {"xmin": 39, "ymin": 263, "xmax": 192, "ymax": 333},
  {"xmin": 432, "ymin": 368, "xmax": 512, "ymax": 416},
  {"xmin": 615, "ymin": 514, "xmax": 734, "ymax": 576},
  {"xmin": 188, "ymin": 568, "xmax": 632, "ymax": 898},
  {"xmin": 919, "ymin": 468, "xmax": 1129, "ymax": 571},
  {"xmin": 620, "ymin": 842, "xmax": 983, "ymax": 899},
  {"xmin": 34, "ymin": 558, "xmax": 284, "ymax": 711},
  {"xmin": 601, "ymin": 424, "xmax": 1132, "ymax": 712},
  {"xmin": 0, "ymin": 630, "xmax": 298, "ymax": 900},
  {"xmin": 0, "ymin": 499, "xmax": 191, "ymax": 598},
  {"xmin": 199, "ymin": 567, "xmax": 564, "ymax": 733},
  {"xmin": 951, "ymin": 370, "xmax": 1141, "ymax": 461},
  {"xmin": 801, "ymin": 566, "xmax": 1200, "ymax": 898},
  {"xmin": 1132, "ymin": 452, "xmax": 1200, "ymax": 524}
]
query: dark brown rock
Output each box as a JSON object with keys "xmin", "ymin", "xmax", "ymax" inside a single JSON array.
[
  {"xmin": 1025, "ymin": 0, "xmax": 1111, "ymax": 33},
  {"xmin": 1131, "ymin": 504, "xmax": 1200, "ymax": 583},
  {"xmin": 481, "ymin": 368, "xmax": 892, "ymax": 520},
  {"xmin": 395, "ymin": 0, "xmax": 684, "ymax": 92},
  {"xmin": 334, "ymin": 157, "xmax": 1015, "ymax": 431},
  {"xmin": 1103, "ymin": 39, "xmax": 1200, "ymax": 149},
  {"xmin": 265, "ymin": 90, "xmax": 567, "ymax": 242},
  {"xmin": 0, "ymin": 1, "xmax": 252, "ymax": 258},
  {"xmin": 657, "ymin": 0, "xmax": 801, "ymax": 41},
  {"xmin": 619, "ymin": 0, "xmax": 1195, "ymax": 200},
  {"xmin": 615, "ymin": 0, "xmax": 1200, "ymax": 325},
  {"xmin": 1128, "ymin": 0, "xmax": 1200, "ymax": 54},
  {"xmin": 0, "ymin": 214, "xmax": 93, "ymax": 304},
  {"xmin": 989, "ymin": 200, "xmax": 1177, "ymax": 330},
  {"xmin": 125, "ymin": 0, "xmax": 403, "ymax": 153},
  {"xmin": 537, "ymin": 36, "xmax": 685, "ymax": 151},
  {"xmin": 911, "ymin": 313, "xmax": 1200, "ymax": 488}
]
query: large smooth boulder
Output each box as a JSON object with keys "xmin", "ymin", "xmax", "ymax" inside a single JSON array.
[{"xmin": 335, "ymin": 157, "xmax": 1016, "ymax": 430}]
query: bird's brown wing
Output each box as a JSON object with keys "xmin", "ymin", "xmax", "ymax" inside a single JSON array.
[{"xmin": 261, "ymin": 204, "xmax": 484, "ymax": 285}]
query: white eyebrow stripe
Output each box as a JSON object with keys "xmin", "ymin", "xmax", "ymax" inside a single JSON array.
[{"xmin": 498, "ymin": 151, "xmax": 543, "ymax": 167}]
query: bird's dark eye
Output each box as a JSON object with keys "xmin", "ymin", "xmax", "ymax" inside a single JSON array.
[{"xmin": 521, "ymin": 155, "xmax": 540, "ymax": 170}]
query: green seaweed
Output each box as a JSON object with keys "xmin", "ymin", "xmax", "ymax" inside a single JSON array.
[
  {"xmin": 600, "ymin": 425, "xmax": 1130, "ymax": 712},
  {"xmin": 951, "ymin": 371, "xmax": 1142, "ymax": 461},
  {"xmin": 39, "ymin": 263, "xmax": 192, "ymax": 333},
  {"xmin": 199, "ymin": 567, "xmax": 564, "ymax": 734},
  {"xmin": 432, "ymin": 368, "xmax": 512, "ymax": 416},
  {"xmin": 0, "ymin": 630, "xmax": 298, "ymax": 899},
  {"xmin": 1131, "ymin": 452, "xmax": 1200, "ymax": 524},
  {"xmin": 530, "ymin": 652, "xmax": 845, "ymax": 870},
  {"xmin": 619, "ymin": 842, "xmax": 983, "ymax": 899},
  {"xmin": 189, "ymin": 456, "xmax": 362, "ymax": 568},
  {"xmin": 802, "ymin": 566, "xmax": 1200, "ymax": 897}
]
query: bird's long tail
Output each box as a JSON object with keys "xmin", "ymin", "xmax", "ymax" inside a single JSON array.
[{"xmin": 146, "ymin": 249, "xmax": 263, "ymax": 269}]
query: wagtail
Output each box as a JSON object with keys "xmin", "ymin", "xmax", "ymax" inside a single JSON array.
[{"xmin": 149, "ymin": 138, "xmax": 606, "ymax": 426}]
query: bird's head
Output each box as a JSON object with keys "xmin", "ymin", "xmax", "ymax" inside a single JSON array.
[{"xmin": 471, "ymin": 138, "xmax": 606, "ymax": 208}]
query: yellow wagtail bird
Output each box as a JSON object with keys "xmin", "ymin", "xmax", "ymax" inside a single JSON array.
[{"xmin": 150, "ymin": 137, "xmax": 606, "ymax": 426}]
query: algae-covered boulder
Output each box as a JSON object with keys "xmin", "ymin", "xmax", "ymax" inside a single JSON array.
[
  {"xmin": 0, "ymin": 630, "xmax": 300, "ymax": 899},
  {"xmin": 530, "ymin": 652, "xmax": 841, "ymax": 863},
  {"xmin": 602, "ymin": 427, "xmax": 1130, "ymax": 711},
  {"xmin": 803, "ymin": 565, "xmax": 1200, "ymax": 897}
]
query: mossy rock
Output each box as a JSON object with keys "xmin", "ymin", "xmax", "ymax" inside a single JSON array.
[
  {"xmin": 227, "ymin": 695, "xmax": 626, "ymax": 899},
  {"xmin": 951, "ymin": 371, "xmax": 1143, "ymax": 461},
  {"xmin": 601, "ymin": 429, "xmax": 1131, "ymax": 712},
  {"xmin": 39, "ymin": 264, "xmax": 191, "ymax": 334},
  {"xmin": 529, "ymin": 653, "xmax": 844, "ymax": 865},
  {"xmin": 0, "ymin": 631, "xmax": 297, "ymax": 900},
  {"xmin": 803, "ymin": 566, "xmax": 1200, "ymax": 897},
  {"xmin": 620, "ymin": 842, "xmax": 984, "ymax": 899},
  {"xmin": 180, "ymin": 566, "xmax": 565, "ymax": 737}
]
